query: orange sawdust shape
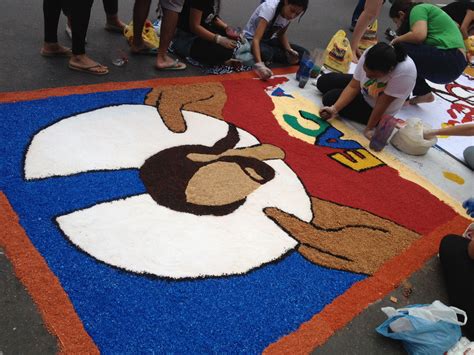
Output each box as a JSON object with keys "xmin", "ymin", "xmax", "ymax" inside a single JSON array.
[{"xmin": 0, "ymin": 192, "xmax": 99, "ymax": 354}]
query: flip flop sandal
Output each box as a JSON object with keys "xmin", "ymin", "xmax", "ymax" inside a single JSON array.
[
  {"xmin": 40, "ymin": 48, "xmax": 72, "ymax": 57},
  {"xmin": 105, "ymin": 24, "xmax": 125, "ymax": 33},
  {"xmin": 155, "ymin": 59, "xmax": 187, "ymax": 71},
  {"xmin": 68, "ymin": 63, "xmax": 109, "ymax": 76},
  {"xmin": 131, "ymin": 47, "xmax": 159, "ymax": 55}
]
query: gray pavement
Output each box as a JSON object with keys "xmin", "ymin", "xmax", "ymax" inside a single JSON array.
[{"xmin": 0, "ymin": 0, "xmax": 454, "ymax": 353}]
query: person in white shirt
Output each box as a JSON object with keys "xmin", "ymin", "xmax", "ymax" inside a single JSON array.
[
  {"xmin": 243, "ymin": 0, "xmax": 309, "ymax": 80},
  {"xmin": 317, "ymin": 42, "xmax": 417, "ymax": 139}
]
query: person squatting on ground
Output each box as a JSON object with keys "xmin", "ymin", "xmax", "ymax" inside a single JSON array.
[
  {"xmin": 439, "ymin": 198, "xmax": 474, "ymax": 339},
  {"xmin": 42, "ymin": 0, "xmax": 109, "ymax": 75},
  {"xmin": 172, "ymin": 0, "xmax": 241, "ymax": 66},
  {"xmin": 317, "ymin": 42, "xmax": 416, "ymax": 140},
  {"xmin": 243, "ymin": 0, "xmax": 310, "ymax": 80},
  {"xmin": 132, "ymin": 0, "xmax": 187, "ymax": 70},
  {"xmin": 389, "ymin": 0, "xmax": 468, "ymax": 105}
]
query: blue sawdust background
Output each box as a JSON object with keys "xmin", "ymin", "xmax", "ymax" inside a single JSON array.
[{"xmin": 0, "ymin": 89, "xmax": 366, "ymax": 353}]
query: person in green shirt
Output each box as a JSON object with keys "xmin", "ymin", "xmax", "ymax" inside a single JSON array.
[{"xmin": 389, "ymin": 1, "xmax": 467, "ymax": 104}]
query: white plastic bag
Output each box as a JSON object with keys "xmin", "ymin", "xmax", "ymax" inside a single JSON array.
[
  {"xmin": 377, "ymin": 301, "xmax": 468, "ymax": 355},
  {"xmin": 390, "ymin": 117, "xmax": 437, "ymax": 155},
  {"xmin": 382, "ymin": 300, "xmax": 468, "ymax": 326}
]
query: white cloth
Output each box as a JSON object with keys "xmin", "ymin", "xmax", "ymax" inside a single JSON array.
[
  {"xmin": 353, "ymin": 50, "xmax": 417, "ymax": 116},
  {"xmin": 243, "ymin": 0, "xmax": 290, "ymax": 40}
]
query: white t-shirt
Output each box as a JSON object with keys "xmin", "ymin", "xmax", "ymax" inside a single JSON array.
[
  {"xmin": 353, "ymin": 50, "xmax": 417, "ymax": 115},
  {"xmin": 243, "ymin": 0, "xmax": 291, "ymax": 40}
]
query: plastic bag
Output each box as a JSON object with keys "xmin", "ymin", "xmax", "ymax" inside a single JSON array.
[
  {"xmin": 376, "ymin": 301, "xmax": 467, "ymax": 355},
  {"xmin": 359, "ymin": 20, "xmax": 378, "ymax": 52},
  {"xmin": 124, "ymin": 20, "xmax": 160, "ymax": 49},
  {"xmin": 369, "ymin": 114, "xmax": 397, "ymax": 152},
  {"xmin": 390, "ymin": 117, "xmax": 437, "ymax": 155},
  {"xmin": 447, "ymin": 337, "xmax": 474, "ymax": 355},
  {"xmin": 465, "ymin": 36, "xmax": 474, "ymax": 64},
  {"xmin": 323, "ymin": 30, "xmax": 352, "ymax": 74},
  {"xmin": 234, "ymin": 38, "xmax": 255, "ymax": 67}
]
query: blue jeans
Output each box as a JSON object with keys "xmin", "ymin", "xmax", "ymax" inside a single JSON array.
[{"xmin": 400, "ymin": 43, "xmax": 467, "ymax": 96}]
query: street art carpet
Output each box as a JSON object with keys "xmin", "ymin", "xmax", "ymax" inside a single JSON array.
[{"xmin": 0, "ymin": 70, "xmax": 470, "ymax": 354}]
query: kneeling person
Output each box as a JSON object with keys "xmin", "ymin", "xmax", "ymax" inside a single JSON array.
[{"xmin": 317, "ymin": 43, "xmax": 417, "ymax": 139}]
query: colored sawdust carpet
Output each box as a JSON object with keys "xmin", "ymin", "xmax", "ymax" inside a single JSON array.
[{"xmin": 0, "ymin": 70, "xmax": 470, "ymax": 353}]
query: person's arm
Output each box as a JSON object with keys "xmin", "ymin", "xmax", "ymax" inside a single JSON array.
[
  {"xmin": 392, "ymin": 20, "xmax": 428, "ymax": 44},
  {"xmin": 468, "ymin": 240, "xmax": 474, "ymax": 260},
  {"xmin": 364, "ymin": 93, "xmax": 397, "ymax": 138},
  {"xmin": 423, "ymin": 123, "xmax": 474, "ymax": 139},
  {"xmin": 460, "ymin": 9, "xmax": 474, "ymax": 39},
  {"xmin": 251, "ymin": 17, "xmax": 268, "ymax": 64},
  {"xmin": 251, "ymin": 18, "xmax": 274, "ymax": 80},
  {"xmin": 319, "ymin": 79, "xmax": 360, "ymax": 119},
  {"xmin": 277, "ymin": 26, "xmax": 292, "ymax": 51},
  {"xmin": 213, "ymin": 16, "xmax": 228, "ymax": 31},
  {"xmin": 189, "ymin": 8, "xmax": 236, "ymax": 49},
  {"xmin": 350, "ymin": 0, "xmax": 383, "ymax": 62}
]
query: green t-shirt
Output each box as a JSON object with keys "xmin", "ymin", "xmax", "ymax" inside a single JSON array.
[{"xmin": 409, "ymin": 3, "xmax": 465, "ymax": 50}]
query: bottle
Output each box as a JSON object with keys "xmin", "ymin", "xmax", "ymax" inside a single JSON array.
[
  {"xmin": 297, "ymin": 58, "xmax": 313, "ymax": 88},
  {"xmin": 369, "ymin": 114, "xmax": 397, "ymax": 151},
  {"xmin": 296, "ymin": 52, "xmax": 311, "ymax": 81}
]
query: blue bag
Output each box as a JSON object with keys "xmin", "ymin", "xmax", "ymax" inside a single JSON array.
[{"xmin": 376, "ymin": 302, "xmax": 466, "ymax": 355}]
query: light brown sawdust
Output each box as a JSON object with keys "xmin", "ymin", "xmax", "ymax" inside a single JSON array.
[
  {"xmin": 145, "ymin": 82, "xmax": 227, "ymax": 133},
  {"xmin": 264, "ymin": 197, "xmax": 421, "ymax": 275},
  {"xmin": 185, "ymin": 162, "xmax": 261, "ymax": 206}
]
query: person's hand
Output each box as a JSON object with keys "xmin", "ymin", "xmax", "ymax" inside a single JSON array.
[
  {"xmin": 351, "ymin": 48, "xmax": 361, "ymax": 64},
  {"xmin": 423, "ymin": 129, "xmax": 437, "ymax": 140},
  {"xmin": 463, "ymin": 198, "xmax": 474, "ymax": 217},
  {"xmin": 286, "ymin": 48, "xmax": 299, "ymax": 65},
  {"xmin": 364, "ymin": 128, "xmax": 375, "ymax": 140},
  {"xmin": 390, "ymin": 37, "xmax": 399, "ymax": 46},
  {"xmin": 225, "ymin": 26, "xmax": 242, "ymax": 41},
  {"xmin": 253, "ymin": 62, "xmax": 273, "ymax": 81},
  {"xmin": 215, "ymin": 35, "xmax": 237, "ymax": 49},
  {"xmin": 319, "ymin": 106, "xmax": 337, "ymax": 120},
  {"xmin": 461, "ymin": 25, "xmax": 469, "ymax": 40}
]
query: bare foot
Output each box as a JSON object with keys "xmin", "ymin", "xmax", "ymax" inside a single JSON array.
[
  {"xmin": 409, "ymin": 92, "xmax": 435, "ymax": 105},
  {"xmin": 69, "ymin": 54, "xmax": 108, "ymax": 75},
  {"xmin": 41, "ymin": 42, "xmax": 72, "ymax": 57}
]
